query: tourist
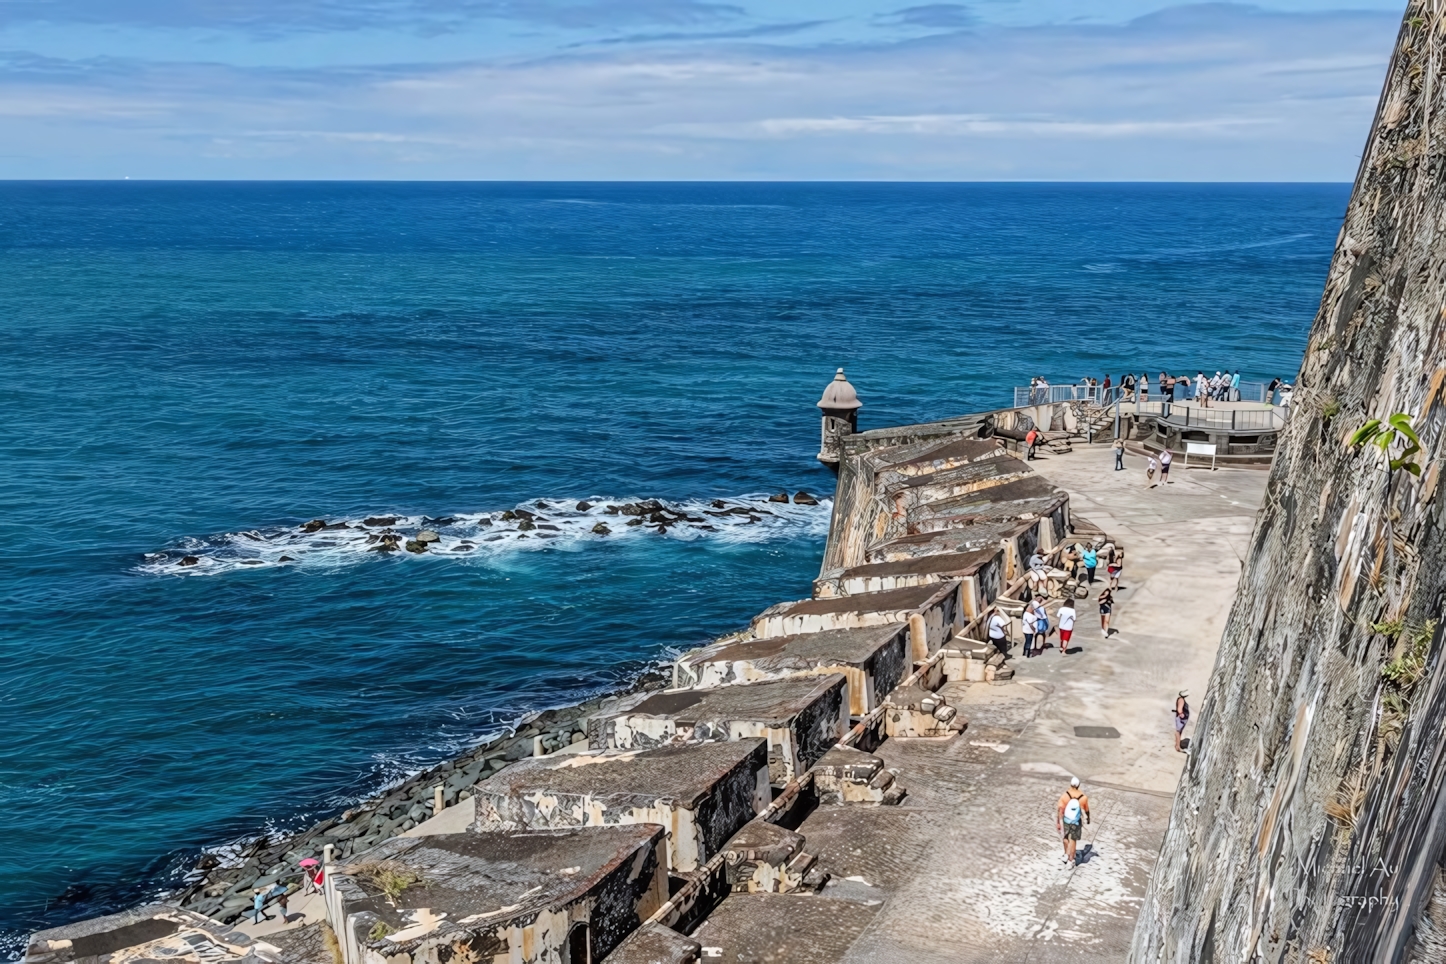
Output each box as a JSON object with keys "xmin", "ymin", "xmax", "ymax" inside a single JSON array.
[
  {"xmin": 1174, "ymin": 691, "xmax": 1190, "ymax": 753},
  {"xmin": 269, "ymin": 883, "xmax": 290, "ymax": 922},
  {"xmin": 1113, "ymin": 435, "xmax": 1125, "ymax": 471},
  {"xmin": 1098, "ymin": 586, "xmax": 1115, "ymax": 636},
  {"xmin": 1057, "ymin": 777, "xmax": 1090, "ymax": 865},
  {"xmin": 1196, "ymin": 371, "xmax": 1210, "ymax": 408},
  {"xmin": 1267, "ymin": 376, "xmax": 1282, "ymax": 405},
  {"xmin": 1063, "ymin": 543, "xmax": 1082, "ymax": 581},
  {"xmin": 1159, "ymin": 371, "xmax": 1171, "ymax": 401},
  {"xmin": 1082, "ymin": 544, "xmax": 1098, "ymax": 584},
  {"xmin": 1025, "ymin": 426, "xmax": 1039, "ymax": 460},
  {"xmin": 1021, "ymin": 599, "xmax": 1038, "ymax": 656},
  {"xmin": 1057, "ymin": 598, "xmax": 1077, "ymax": 655},
  {"xmin": 1107, "ymin": 550, "xmax": 1122, "ymax": 590},
  {"xmin": 987, "ymin": 606, "xmax": 1010, "ymax": 653},
  {"xmin": 1140, "ymin": 372, "xmax": 1150, "ymax": 401},
  {"xmin": 1121, "ymin": 372, "xmax": 1136, "ymax": 398},
  {"xmin": 1026, "ymin": 597, "xmax": 1049, "ymax": 656},
  {"xmin": 1028, "ymin": 549, "xmax": 1045, "ymax": 571},
  {"xmin": 1230, "ymin": 370, "xmax": 1241, "ymax": 402},
  {"xmin": 252, "ymin": 889, "xmax": 273, "ymax": 924},
  {"xmin": 1160, "ymin": 448, "xmax": 1173, "ymax": 484},
  {"xmin": 1102, "ymin": 374, "xmax": 1112, "ymax": 393},
  {"xmin": 1146, "ymin": 456, "xmax": 1158, "ymax": 487}
]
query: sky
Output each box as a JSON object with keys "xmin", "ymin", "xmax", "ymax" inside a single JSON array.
[{"xmin": 0, "ymin": 1, "xmax": 1409, "ymax": 180}]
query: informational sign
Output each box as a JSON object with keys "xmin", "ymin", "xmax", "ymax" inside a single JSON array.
[{"xmin": 1184, "ymin": 441, "xmax": 1217, "ymax": 470}]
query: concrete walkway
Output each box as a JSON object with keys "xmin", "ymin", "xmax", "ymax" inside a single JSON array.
[{"xmin": 793, "ymin": 442, "xmax": 1267, "ymax": 962}]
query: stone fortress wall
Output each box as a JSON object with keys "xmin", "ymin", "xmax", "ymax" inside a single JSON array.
[{"xmin": 26, "ymin": 377, "xmax": 1093, "ymax": 964}]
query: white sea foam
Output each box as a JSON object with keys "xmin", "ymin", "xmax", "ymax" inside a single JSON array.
[{"xmin": 136, "ymin": 494, "xmax": 832, "ymax": 577}]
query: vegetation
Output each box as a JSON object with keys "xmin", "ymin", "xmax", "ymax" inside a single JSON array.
[
  {"xmin": 1349, "ymin": 413, "xmax": 1423, "ymax": 476},
  {"xmin": 367, "ymin": 921, "xmax": 394, "ymax": 943},
  {"xmin": 354, "ymin": 860, "xmax": 423, "ymax": 902}
]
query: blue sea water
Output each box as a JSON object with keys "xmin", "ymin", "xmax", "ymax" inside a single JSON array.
[{"xmin": 0, "ymin": 181, "xmax": 1345, "ymax": 951}]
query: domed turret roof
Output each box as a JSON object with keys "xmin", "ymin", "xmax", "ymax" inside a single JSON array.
[{"xmin": 817, "ymin": 368, "xmax": 862, "ymax": 410}]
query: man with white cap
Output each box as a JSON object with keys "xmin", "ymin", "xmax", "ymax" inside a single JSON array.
[
  {"xmin": 1056, "ymin": 777, "xmax": 1090, "ymax": 866},
  {"xmin": 1174, "ymin": 690, "xmax": 1191, "ymax": 753}
]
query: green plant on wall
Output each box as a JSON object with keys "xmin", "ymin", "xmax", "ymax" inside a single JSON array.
[{"xmin": 1349, "ymin": 413, "xmax": 1423, "ymax": 475}]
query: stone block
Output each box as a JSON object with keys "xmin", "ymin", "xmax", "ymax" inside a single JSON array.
[
  {"xmin": 673, "ymin": 625, "xmax": 908, "ymax": 717},
  {"xmin": 329, "ymin": 826, "xmax": 665, "ymax": 964},
  {"xmin": 810, "ymin": 745, "xmax": 905, "ymax": 805},
  {"xmin": 471, "ymin": 740, "xmax": 770, "ymax": 872},
  {"xmin": 587, "ymin": 675, "xmax": 847, "ymax": 784},
  {"xmin": 884, "ymin": 683, "xmax": 966, "ymax": 739},
  {"xmin": 749, "ymin": 582, "xmax": 961, "ymax": 648},
  {"xmin": 721, "ymin": 821, "xmax": 816, "ymax": 894},
  {"xmin": 24, "ymin": 905, "xmax": 281, "ymax": 964}
]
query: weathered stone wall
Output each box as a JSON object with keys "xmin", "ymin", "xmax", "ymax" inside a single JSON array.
[{"xmin": 1133, "ymin": 6, "xmax": 1446, "ymax": 960}]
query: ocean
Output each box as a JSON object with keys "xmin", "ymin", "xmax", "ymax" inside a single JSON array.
[{"xmin": 0, "ymin": 181, "xmax": 1345, "ymax": 952}]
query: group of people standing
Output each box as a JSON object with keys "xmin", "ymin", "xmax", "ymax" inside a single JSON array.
[
  {"xmin": 1100, "ymin": 370, "xmax": 1239, "ymax": 403},
  {"xmin": 988, "ymin": 541, "xmax": 1122, "ymax": 660}
]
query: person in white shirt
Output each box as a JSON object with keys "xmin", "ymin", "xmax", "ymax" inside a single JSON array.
[
  {"xmin": 1057, "ymin": 602, "xmax": 1077, "ymax": 656},
  {"xmin": 1159, "ymin": 448, "xmax": 1173, "ymax": 484},
  {"xmin": 987, "ymin": 607, "xmax": 1010, "ymax": 653}
]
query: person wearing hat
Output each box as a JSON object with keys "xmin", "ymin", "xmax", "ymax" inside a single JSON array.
[
  {"xmin": 1174, "ymin": 691, "xmax": 1190, "ymax": 753},
  {"xmin": 1056, "ymin": 777, "xmax": 1090, "ymax": 866}
]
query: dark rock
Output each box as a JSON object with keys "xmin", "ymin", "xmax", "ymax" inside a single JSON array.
[
  {"xmin": 592, "ymin": 522, "xmax": 611, "ymax": 535},
  {"xmin": 793, "ymin": 491, "xmax": 819, "ymax": 505},
  {"xmin": 513, "ymin": 508, "xmax": 536, "ymax": 521},
  {"xmin": 452, "ymin": 545, "xmax": 475, "ymax": 552},
  {"xmin": 180, "ymin": 556, "xmax": 200, "ymax": 566},
  {"xmin": 536, "ymin": 524, "xmax": 559, "ymax": 531},
  {"xmin": 517, "ymin": 519, "xmax": 536, "ymax": 531},
  {"xmin": 712, "ymin": 499, "xmax": 727, "ymax": 508},
  {"xmin": 534, "ymin": 501, "xmax": 550, "ymax": 509},
  {"xmin": 194, "ymin": 853, "xmax": 221, "ymax": 872},
  {"xmin": 363, "ymin": 516, "xmax": 398, "ymax": 527},
  {"xmin": 484, "ymin": 535, "xmax": 504, "ymax": 542},
  {"xmin": 477, "ymin": 516, "xmax": 492, "ymax": 526},
  {"xmin": 422, "ymin": 516, "xmax": 455, "ymax": 526},
  {"xmin": 605, "ymin": 505, "xmax": 621, "ymax": 515},
  {"xmin": 626, "ymin": 518, "xmax": 644, "ymax": 527},
  {"xmin": 323, "ymin": 521, "xmax": 351, "ymax": 530},
  {"xmin": 698, "ymin": 525, "xmax": 717, "ymax": 531},
  {"xmin": 405, "ymin": 541, "xmax": 427, "ymax": 553},
  {"xmin": 768, "ymin": 492, "xmax": 789, "ymax": 503},
  {"xmin": 500, "ymin": 510, "xmax": 517, "ymax": 521},
  {"xmin": 302, "ymin": 519, "xmax": 326, "ymax": 533},
  {"xmin": 576, "ymin": 502, "xmax": 593, "ymax": 511}
]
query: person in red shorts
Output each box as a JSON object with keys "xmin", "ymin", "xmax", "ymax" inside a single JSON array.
[{"xmin": 1057, "ymin": 600, "xmax": 1077, "ymax": 656}]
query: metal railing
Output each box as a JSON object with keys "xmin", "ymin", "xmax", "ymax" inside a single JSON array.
[
  {"xmin": 1013, "ymin": 379, "xmax": 1277, "ymax": 409},
  {"xmin": 1160, "ymin": 405, "xmax": 1284, "ymax": 432}
]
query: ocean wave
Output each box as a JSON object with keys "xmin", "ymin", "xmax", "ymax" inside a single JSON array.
[{"xmin": 135, "ymin": 494, "xmax": 832, "ymax": 577}]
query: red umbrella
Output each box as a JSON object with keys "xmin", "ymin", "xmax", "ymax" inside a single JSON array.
[{"xmin": 298, "ymin": 858, "xmax": 320, "ymax": 867}]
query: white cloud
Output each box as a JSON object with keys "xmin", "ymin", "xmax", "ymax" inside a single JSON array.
[{"xmin": 0, "ymin": 4, "xmax": 1404, "ymax": 179}]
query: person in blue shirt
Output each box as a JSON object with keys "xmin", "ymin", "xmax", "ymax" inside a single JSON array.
[{"xmin": 1082, "ymin": 545, "xmax": 1098, "ymax": 584}]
